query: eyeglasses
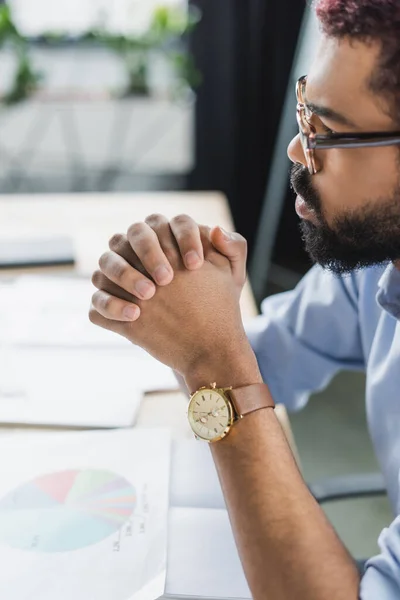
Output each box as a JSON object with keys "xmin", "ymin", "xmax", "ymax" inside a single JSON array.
[{"xmin": 296, "ymin": 75, "xmax": 400, "ymax": 175}]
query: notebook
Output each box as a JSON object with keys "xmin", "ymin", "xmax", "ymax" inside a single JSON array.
[
  {"xmin": 0, "ymin": 237, "xmax": 75, "ymax": 269},
  {"xmin": 165, "ymin": 440, "xmax": 251, "ymax": 600}
]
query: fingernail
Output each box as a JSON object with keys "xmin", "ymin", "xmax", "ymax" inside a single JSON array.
[
  {"xmin": 185, "ymin": 251, "xmax": 201, "ymax": 267},
  {"xmin": 123, "ymin": 305, "xmax": 138, "ymax": 321},
  {"xmin": 220, "ymin": 227, "xmax": 233, "ymax": 241},
  {"xmin": 135, "ymin": 280, "xmax": 155, "ymax": 299},
  {"xmin": 154, "ymin": 265, "xmax": 171, "ymax": 284}
]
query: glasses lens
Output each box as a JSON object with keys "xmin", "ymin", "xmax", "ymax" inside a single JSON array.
[{"xmin": 296, "ymin": 77, "xmax": 316, "ymax": 174}]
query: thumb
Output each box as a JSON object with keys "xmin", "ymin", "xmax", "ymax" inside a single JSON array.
[{"xmin": 210, "ymin": 226, "xmax": 247, "ymax": 286}]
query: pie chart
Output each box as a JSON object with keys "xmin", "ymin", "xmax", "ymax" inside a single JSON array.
[{"xmin": 0, "ymin": 469, "xmax": 136, "ymax": 553}]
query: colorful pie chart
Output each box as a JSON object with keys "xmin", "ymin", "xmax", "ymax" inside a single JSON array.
[{"xmin": 0, "ymin": 469, "xmax": 136, "ymax": 552}]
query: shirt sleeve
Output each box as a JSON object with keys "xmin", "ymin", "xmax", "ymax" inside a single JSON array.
[
  {"xmin": 359, "ymin": 515, "xmax": 400, "ymax": 598},
  {"xmin": 245, "ymin": 264, "xmax": 365, "ymax": 411}
]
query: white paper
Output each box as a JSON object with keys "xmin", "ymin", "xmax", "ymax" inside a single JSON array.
[
  {"xmin": 0, "ymin": 276, "xmax": 133, "ymax": 348},
  {"xmin": 170, "ymin": 440, "xmax": 225, "ymax": 510},
  {"xmin": 0, "ymin": 428, "xmax": 171, "ymax": 600},
  {"xmin": 167, "ymin": 442, "xmax": 252, "ymax": 600},
  {"xmin": 0, "ymin": 276, "xmax": 178, "ymax": 394},
  {"xmin": 165, "ymin": 507, "xmax": 251, "ymax": 600},
  {"xmin": 0, "ymin": 347, "xmax": 144, "ymax": 427}
]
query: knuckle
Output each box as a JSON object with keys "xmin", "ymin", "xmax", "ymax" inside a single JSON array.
[
  {"xmin": 93, "ymin": 290, "xmax": 111, "ymax": 312},
  {"xmin": 127, "ymin": 222, "xmax": 146, "ymax": 238},
  {"xmin": 99, "ymin": 253, "xmax": 127, "ymax": 282},
  {"xmin": 171, "ymin": 213, "xmax": 191, "ymax": 226},
  {"xmin": 145, "ymin": 213, "xmax": 166, "ymax": 226},
  {"xmin": 108, "ymin": 232, "xmax": 125, "ymax": 251},
  {"xmin": 91, "ymin": 269, "xmax": 105, "ymax": 288},
  {"xmin": 176, "ymin": 225, "xmax": 196, "ymax": 241},
  {"xmin": 140, "ymin": 244, "xmax": 158, "ymax": 264},
  {"xmin": 110, "ymin": 259, "xmax": 127, "ymax": 281},
  {"xmin": 98, "ymin": 251, "xmax": 112, "ymax": 270},
  {"xmin": 102, "ymin": 295, "xmax": 112, "ymax": 312},
  {"xmin": 173, "ymin": 230, "xmax": 194, "ymax": 251}
]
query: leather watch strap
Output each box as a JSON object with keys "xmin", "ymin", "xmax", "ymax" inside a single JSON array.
[{"xmin": 228, "ymin": 383, "xmax": 275, "ymax": 417}]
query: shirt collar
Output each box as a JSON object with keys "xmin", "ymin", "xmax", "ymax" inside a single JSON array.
[{"xmin": 376, "ymin": 263, "xmax": 400, "ymax": 320}]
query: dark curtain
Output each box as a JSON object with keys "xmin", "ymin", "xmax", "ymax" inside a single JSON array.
[{"xmin": 188, "ymin": 0, "xmax": 304, "ymax": 258}]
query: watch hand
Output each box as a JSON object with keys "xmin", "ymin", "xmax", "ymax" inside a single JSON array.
[
  {"xmin": 208, "ymin": 410, "xmax": 220, "ymax": 417},
  {"xmin": 197, "ymin": 408, "xmax": 223, "ymax": 419}
]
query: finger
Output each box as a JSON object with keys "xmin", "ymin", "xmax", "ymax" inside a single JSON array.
[
  {"xmin": 145, "ymin": 214, "xmax": 181, "ymax": 268},
  {"xmin": 198, "ymin": 225, "xmax": 213, "ymax": 254},
  {"xmin": 89, "ymin": 305, "xmax": 131, "ymax": 337},
  {"xmin": 198, "ymin": 225, "xmax": 228, "ymax": 266},
  {"xmin": 210, "ymin": 226, "xmax": 248, "ymax": 285},
  {"xmin": 126, "ymin": 221, "xmax": 174, "ymax": 285},
  {"xmin": 108, "ymin": 233, "xmax": 148, "ymax": 276},
  {"xmin": 91, "ymin": 290, "xmax": 141, "ymax": 322},
  {"xmin": 92, "ymin": 270, "xmax": 136, "ymax": 303},
  {"xmin": 97, "ymin": 251, "xmax": 156, "ymax": 300},
  {"xmin": 169, "ymin": 214, "xmax": 204, "ymax": 270}
]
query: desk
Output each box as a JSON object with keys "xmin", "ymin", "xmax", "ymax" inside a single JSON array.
[{"xmin": 0, "ymin": 192, "xmax": 299, "ymax": 461}]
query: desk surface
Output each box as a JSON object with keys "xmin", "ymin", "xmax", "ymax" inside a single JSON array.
[{"xmin": 0, "ymin": 192, "xmax": 299, "ymax": 461}]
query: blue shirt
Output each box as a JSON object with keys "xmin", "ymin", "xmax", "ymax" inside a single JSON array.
[{"xmin": 246, "ymin": 262, "xmax": 400, "ymax": 598}]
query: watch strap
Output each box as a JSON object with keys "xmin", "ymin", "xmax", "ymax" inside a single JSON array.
[{"xmin": 227, "ymin": 383, "xmax": 275, "ymax": 417}]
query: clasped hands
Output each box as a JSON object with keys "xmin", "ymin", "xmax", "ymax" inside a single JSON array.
[{"xmin": 89, "ymin": 214, "xmax": 261, "ymax": 391}]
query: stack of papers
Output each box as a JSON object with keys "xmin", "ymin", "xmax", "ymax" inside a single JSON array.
[
  {"xmin": 0, "ymin": 276, "xmax": 178, "ymax": 428},
  {"xmin": 0, "ymin": 428, "xmax": 171, "ymax": 600},
  {"xmin": 0, "ymin": 429, "xmax": 251, "ymax": 600},
  {"xmin": 165, "ymin": 508, "xmax": 251, "ymax": 600}
]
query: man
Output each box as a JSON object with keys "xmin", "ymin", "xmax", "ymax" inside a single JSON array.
[{"xmin": 89, "ymin": 1, "xmax": 400, "ymax": 598}]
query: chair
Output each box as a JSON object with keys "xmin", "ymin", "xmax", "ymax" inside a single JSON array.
[
  {"xmin": 309, "ymin": 471, "xmax": 387, "ymax": 571},
  {"xmin": 309, "ymin": 472, "xmax": 386, "ymax": 504}
]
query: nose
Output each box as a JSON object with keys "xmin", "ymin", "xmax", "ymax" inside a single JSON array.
[{"xmin": 287, "ymin": 133, "xmax": 307, "ymax": 167}]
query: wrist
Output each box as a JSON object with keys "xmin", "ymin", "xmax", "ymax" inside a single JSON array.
[{"xmin": 184, "ymin": 344, "xmax": 263, "ymax": 394}]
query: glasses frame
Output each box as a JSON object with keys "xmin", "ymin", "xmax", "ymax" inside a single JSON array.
[{"xmin": 296, "ymin": 75, "xmax": 400, "ymax": 175}]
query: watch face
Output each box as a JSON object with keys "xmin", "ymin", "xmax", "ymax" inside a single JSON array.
[{"xmin": 188, "ymin": 389, "xmax": 233, "ymax": 442}]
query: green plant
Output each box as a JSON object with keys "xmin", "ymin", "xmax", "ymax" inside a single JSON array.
[
  {"xmin": 91, "ymin": 4, "xmax": 202, "ymax": 97},
  {"xmin": 151, "ymin": 5, "xmax": 202, "ymax": 95},
  {"xmin": 0, "ymin": 4, "xmax": 41, "ymax": 105},
  {"xmin": 0, "ymin": 3, "xmax": 201, "ymax": 104}
]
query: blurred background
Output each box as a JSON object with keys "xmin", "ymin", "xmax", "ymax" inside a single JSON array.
[
  {"xmin": 0, "ymin": 0, "xmax": 393, "ymax": 563},
  {"xmin": 0, "ymin": 0, "xmax": 307, "ymax": 283}
]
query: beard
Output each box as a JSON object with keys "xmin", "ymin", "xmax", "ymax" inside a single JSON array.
[{"xmin": 290, "ymin": 163, "xmax": 400, "ymax": 274}]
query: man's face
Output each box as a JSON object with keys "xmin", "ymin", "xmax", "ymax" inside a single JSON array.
[{"xmin": 288, "ymin": 35, "xmax": 400, "ymax": 274}]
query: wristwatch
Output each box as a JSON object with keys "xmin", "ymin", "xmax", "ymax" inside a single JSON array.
[{"xmin": 187, "ymin": 381, "xmax": 275, "ymax": 443}]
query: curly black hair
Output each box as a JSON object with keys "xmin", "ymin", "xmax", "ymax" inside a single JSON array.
[{"xmin": 314, "ymin": 0, "xmax": 400, "ymax": 125}]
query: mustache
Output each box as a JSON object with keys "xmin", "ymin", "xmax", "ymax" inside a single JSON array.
[{"xmin": 290, "ymin": 163, "xmax": 321, "ymax": 213}]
